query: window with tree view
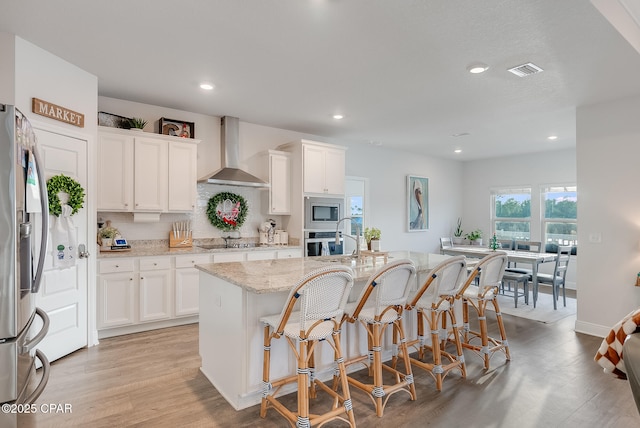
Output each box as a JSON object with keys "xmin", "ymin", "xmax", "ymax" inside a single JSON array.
[
  {"xmin": 542, "ymin": 185, "xmax": 577, "ymax": 252},
  {"xmin": 492, "ymin": 188, "xmax": 531, "ymax": 241}
]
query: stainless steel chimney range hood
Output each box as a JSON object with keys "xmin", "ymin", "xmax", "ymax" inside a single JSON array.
[{"xmin": 199, "ymin": 116, "xmax": 269, "ymax": 188}]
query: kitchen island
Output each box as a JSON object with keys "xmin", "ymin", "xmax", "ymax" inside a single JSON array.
[{"xmin": 196, "ymin": 251, "xmax": 451, "ymax": 410}]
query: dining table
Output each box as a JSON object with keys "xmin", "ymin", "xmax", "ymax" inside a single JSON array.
[{"xmin": 441, "ymin": 246, "xmax": 557, "ymax": 307}]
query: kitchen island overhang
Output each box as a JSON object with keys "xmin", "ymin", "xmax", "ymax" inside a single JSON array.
[{"xmin": 196, "ymin": 252, "xmax": 451, "ymax": 410}]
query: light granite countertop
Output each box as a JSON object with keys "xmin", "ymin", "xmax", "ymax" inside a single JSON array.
[
  {"xmin": 195, "ymin": 251, "xmax": 452, "ymax": 294},
  {"xmin": 97, "ymin": 239, "xmax": 301, "ymax": 259}
]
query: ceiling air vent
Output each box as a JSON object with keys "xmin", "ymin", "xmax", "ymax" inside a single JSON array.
[{"xmin": 507, "ymin": 62, "xmax": 544, "ymax": 77}]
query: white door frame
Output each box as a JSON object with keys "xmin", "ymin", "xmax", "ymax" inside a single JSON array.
[{"xmin": 32, "ymin": 119, "xmax": 98, "ymax": 348}]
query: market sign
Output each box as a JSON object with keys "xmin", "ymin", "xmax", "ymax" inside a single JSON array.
[{"xmin": 32, "ymin": 97, "xmax": 84, "ymax": 128}]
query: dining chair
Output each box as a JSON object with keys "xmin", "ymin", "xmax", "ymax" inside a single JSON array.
[
  {"xmin": 506, "ymin": 240, "xmax": 542, "ymax": 275},
  {"xmin": 402, "ymin": 256, "xmax": 471, "ymax": 391},
  {"xmin": 459, "ymin": 251, "xmax": 510, "ymax": 369},
  {"xmin": 536, "ymin": 245, "xmax": 571, "ymax": 310},
  {"xmin": 260, "ymin": 265, "xmax": 356, "ymax": 427},
  {"xmin": 336, "ymin": 259, "xmax": 417, "ymax": 417},
  {"xmin": 498, "ymin": 239, "xmax": 514, "ymax": 250},
  {"xmin": 440, "ymin": 237, "xmax": 453, "ymax": 254}
]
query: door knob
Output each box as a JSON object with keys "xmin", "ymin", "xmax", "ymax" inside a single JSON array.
[{"xmin": 78, "ymin": 244, "xmax": 90, "ymax": 259}]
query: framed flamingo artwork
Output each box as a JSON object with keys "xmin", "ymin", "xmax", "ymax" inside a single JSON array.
[{"xmin": 407, "ymin": 175, "xmax": 429, "ymax": 232}]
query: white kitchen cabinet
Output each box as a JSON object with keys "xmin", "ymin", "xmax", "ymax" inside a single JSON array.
[
  {"xmin": 213, "ymin": 252, "xmax": 246, "ymax": 263},
  {"xmin": 97, "ymin": 127, "xmax": 199, "ymax": 213},
  {"xmin": 276, "ymin": 249, "xmax": 303, "ymax": 259},
  {"xmin": 247, "ymin": 251, "xmax": 276, "ymax": 261},
  {"xmin": 97, "ymin": 132, "xmax": 134, "ymax": 211},
  {"xmin": 97, "ymin": 260, "xmax": 136, "ymax": 329},
  {"xmin": 168, "ymin": 141, "xmax": 198, "ymax": 212},
  {"xmin": 302, "ymin": 143, "xmax": 345, "ymax": 195},
  {"xmin": 134, "ymin": 137, "xmax": 168, "ymax": 211},
  {"xmin": 139, "ymin": 268, "xmax": 172, "ymax": 322},
  {"xmin": 268, "ymin": 150, "xmax": 291, "ymax": 215},
  {"xmin": 174, "ymin": 255, "xmax": 210, "ymax": 317}
]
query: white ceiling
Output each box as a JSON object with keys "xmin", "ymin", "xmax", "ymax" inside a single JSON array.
[{"xmin": 2, "ymin": 0, "xmax": 640, "ymax": 160}]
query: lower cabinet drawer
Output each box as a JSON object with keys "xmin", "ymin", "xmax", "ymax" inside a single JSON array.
[
  {"xmin": 175, "ymin": 254, "xmax": 211, "ymax": 269},
  {"xmin": 99, "ymin": 259, "xmax": 135, "ymax": 274},
  {"xmin": 139, "ymin": 257, "xmax": 171, "ymax": 271}
]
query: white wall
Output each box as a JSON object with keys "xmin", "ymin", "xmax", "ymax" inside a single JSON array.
[
  {"xmin": 576, "ymin": 95, "xmax": 640, "ymax": 337},
  {"xmin": 15, "ymin": 37, "xmax": 97, "ymax": 137},
  {"xmin": 343, "ymin": 143, "xmax": 464, "ymax": 254},
  {"xmin": 0, "ymin": 33, "xmax": 15, "ymax": 104}
]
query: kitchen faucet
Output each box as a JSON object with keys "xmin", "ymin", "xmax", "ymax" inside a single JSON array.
[{"xmin": 335, "ymin": 217, "xmax": 361, "ymax": 258}]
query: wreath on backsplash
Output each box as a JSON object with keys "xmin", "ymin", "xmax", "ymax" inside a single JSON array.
[
  {"xmin": 207, "ymin": 192, "xmax": 248, "ymax": 231},
  {"xmin": 46, "ymin": 174, "xmax": 85, "ymax": 217}
]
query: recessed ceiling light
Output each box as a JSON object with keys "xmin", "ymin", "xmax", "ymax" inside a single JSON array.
[
  {"xmin": 200, "ymin": 83, "xmax": 214, "ymax": 90},
  {"xmin": 333, "ymin": 114, "xmax": 344, "ymax": 120},
  {"xmin": 454, "ymin": 149, "xmax": 462, "ymax": 153},
  {"xmin": 548, "ymin": 135, "xmax": 558, "ymax": 140},
  {"xmin": 452, "ymin": 132, "xmax": 470, "ymax": 137},
  {"xmin": 467, "ymin": 63, "xmax": 489, "ymax": 74}
]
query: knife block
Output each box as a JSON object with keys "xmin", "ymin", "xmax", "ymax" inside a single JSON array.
[{"xmin": 169, "ymin": 232, "xmax": 193, "ymax": 248}]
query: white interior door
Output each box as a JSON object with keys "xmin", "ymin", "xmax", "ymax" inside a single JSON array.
[{"xmin": 35, "ymin": 128, "xmax": 89, "ymax": 362}]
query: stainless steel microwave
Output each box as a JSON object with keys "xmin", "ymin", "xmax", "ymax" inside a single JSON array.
[{"xmin": 304, "ymin": 197, "xmax": 344, "ymax": 230}]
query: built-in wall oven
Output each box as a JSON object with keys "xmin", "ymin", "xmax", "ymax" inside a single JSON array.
[
  {"xmin": 304, "ymin": 197, "xmax": 343, "ymax": 230},
  {"xmin": 305, "ymin": 232, "xmax": 344, "ymax": 257}
]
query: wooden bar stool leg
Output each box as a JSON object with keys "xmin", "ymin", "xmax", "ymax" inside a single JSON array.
[
  {"xmin": 371, "ymin": 322, "xmax": 384, "ymax": 417},
  {"xmin": 477, "ymin": 299, "xmax": 490, "ymax": 370},
  {"xmin": 448, "ymin": 307, "xmax": 466, "ymax": 378},
  {"xmin": 417, "ymin": 309, "xmax": 425, "ymax": 360},
  {"xmin": 430, "ymin": 309, "xmax": 443, "ymax": 391},
  {"xmin": 333, "ymin": 330, "xmax": 356, "ymax": 427},
  {"xmin": 492, "ymin": 297, "xmax": 511, "ymax": 362},
  {"xmin": 260, "ymin": 325, "xmax": 271, "ymax": 418},
  {"xmin": 308, "ymin": 341, "xmax": 317, "ymax": 399},
  {"xmin": 396, "ymin": 316, "xmax": 416, "ymax": 400},
  {"xmin": 297, "ymin": 339, "xmax": 310, "ymax": 428}
]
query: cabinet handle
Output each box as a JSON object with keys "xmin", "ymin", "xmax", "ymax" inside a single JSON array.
[
  {"xmin": 153, "ymin": 263, "xmax": 157, "ymax": 266},
  {"xmin": 115, "ymin": 265, "xmax": 119, "ymax": 268},
  {"xmin": 124, "ymin": 203, "xmax": 128, "ymax": 207},
  {"xmin": 140, "ymin": 277, "xmax": 144, "ymax": 280},
  {"xmin": 129, "ymin": 278, "xmax": 133, "ymax": 281}
]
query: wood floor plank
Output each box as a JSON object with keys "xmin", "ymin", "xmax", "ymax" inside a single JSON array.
[{"xmin": 18, "ymin": 313, "xmax": 640, "ymax": 427}]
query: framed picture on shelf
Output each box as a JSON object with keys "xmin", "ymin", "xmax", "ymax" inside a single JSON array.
[
  {"xmin": 159, "ymin": 117, "xmax": 195, "ymax": 139},
  {"xmin": 98, "ymin": 111, "xmax": 132, "ymax": 129},
  {"xmin": 407, "ymin": 175, "xmax": 429, "ymax": 232}
]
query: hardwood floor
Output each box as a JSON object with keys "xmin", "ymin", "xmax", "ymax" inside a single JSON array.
[{"xmin": 19, "ymin": 310, "xmax": 640, "ymax": 428}]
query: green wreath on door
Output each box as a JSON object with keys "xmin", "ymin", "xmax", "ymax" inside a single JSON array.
[{"xmin": 46, "ymin": 174, "xmax": 85, "ymax": 217}]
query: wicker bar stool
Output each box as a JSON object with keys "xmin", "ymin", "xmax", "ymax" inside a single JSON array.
[
  {"xmin": 260, "ymin": 265, "xmax": 356, "ymax": 428},
  {"xmin": 459, "ymin": 251, "xmax": 510, "ymax": 370},
  {"xmin": 335, "ymin": 259, "xmax": 417, "ymax": 417},
  {"xmin": 402, "ymin": 256, "xmax": 471, "ymax": 391}
]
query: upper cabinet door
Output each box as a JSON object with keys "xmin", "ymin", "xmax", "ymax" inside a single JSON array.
[
  {"xmin": 97, "ymin": 132, "xmax": 134, "ymax": 211},
  {"xmin": 303, "ymin": 144, "xmax": 328, "ymax": 194},
  {"xmin": 269, "ymin": 151, "xmax": 291, "ymax": 214},
  {"xmin": 134, "ymin": 137, "xmax": 168, "ymax": 211},
  {"xmin": 168, "ymin": 141, "xmax": 197, "ymax": 212},
  {"xmin": 323, "ymin": 148, "xmax": 345, "ymax": 195},
  {"xmin": 302, "ymin": 143, "xmax": 345, "ymax": 195}
]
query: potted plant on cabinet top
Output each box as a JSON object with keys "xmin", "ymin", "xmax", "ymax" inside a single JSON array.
[
  {"xmin": 364, "ymin": 227, "xmax": 381, "ymax": 251},
  {"xmin": 453, "ymin": 217, "xmax": 465, "ymax": 245},
  {"xmin": 129, "ymin": 117, "xmax": 147, "ymax": 131},
  {"xmin": 466, "ymin": 229, "xmax": 483, "ymax": 246}
]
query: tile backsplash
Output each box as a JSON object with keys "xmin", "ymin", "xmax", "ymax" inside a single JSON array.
[{"xmin": 98, "ymin": 184, "xmax": 284, "ymax": 241}]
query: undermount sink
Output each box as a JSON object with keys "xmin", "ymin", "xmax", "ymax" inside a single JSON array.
[{"xmin": 197, "ymin": 244, "xmax": 228, "ymax": 250}]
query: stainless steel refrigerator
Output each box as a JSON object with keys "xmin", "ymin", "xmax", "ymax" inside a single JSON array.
[{"xmin": 0, "ymin": 104, "xmax": 51, "ymax": 411}]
